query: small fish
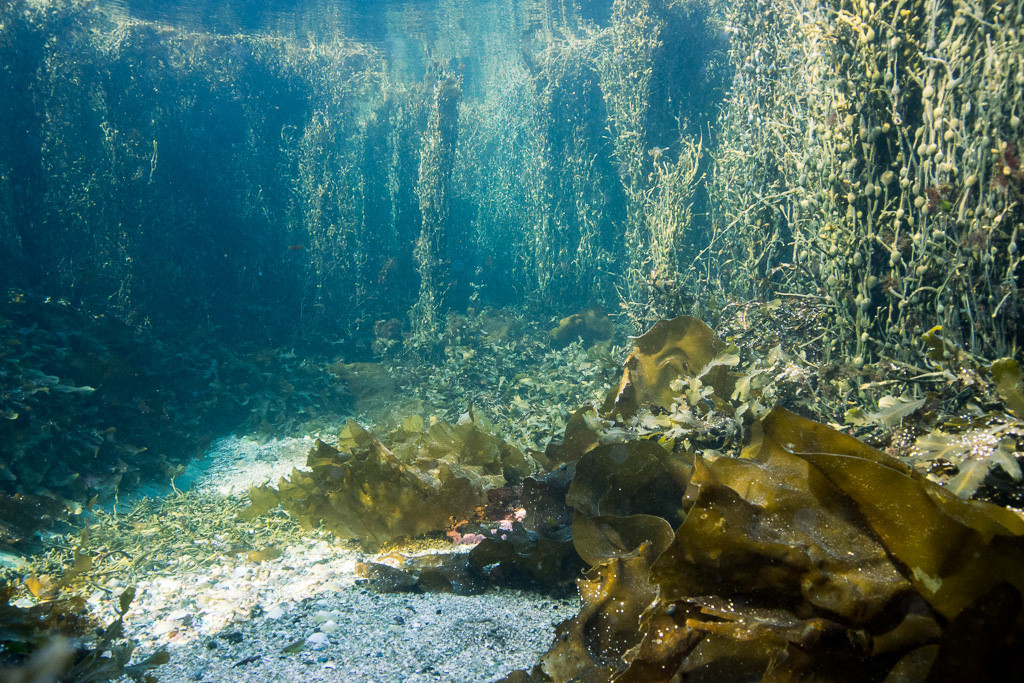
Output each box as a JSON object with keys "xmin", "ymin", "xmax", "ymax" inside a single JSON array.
[{"xmin": 287, "ymin": 245, "xmax": 304, "ymax": 251}]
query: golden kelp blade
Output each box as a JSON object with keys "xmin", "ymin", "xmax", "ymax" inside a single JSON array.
[
  {"xmin": 602, "ymin": 316, "xmax": 730, "ymax": 419},
  {"xmin": 757, "ymin": 407, "xmax": 1024, "ymax": 621}
]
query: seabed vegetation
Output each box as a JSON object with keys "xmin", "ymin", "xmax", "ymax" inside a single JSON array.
[
  {"xmin": 1, "ymin": 0, "xmax": 1023, "ymax": 679},
  {"xmin": 4, "ymin": 296, "xmax": 1024, "ymax": 680}
]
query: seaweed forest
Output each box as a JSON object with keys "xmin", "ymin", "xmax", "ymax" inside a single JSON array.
[
  {"xmin": 3, "ymin": 0, "xmax": 1022, "ymax": 356},
  {"xmin": 2, "ymin": 0, "xmax": 1024, "ymax": 680}
]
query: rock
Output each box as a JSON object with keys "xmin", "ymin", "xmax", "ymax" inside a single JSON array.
[{"xmin": 307, "ymin": 632, "xmax": 329, "ymax": 648}]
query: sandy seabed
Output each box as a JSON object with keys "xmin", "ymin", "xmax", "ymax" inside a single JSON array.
[{"xmin": 102, "ymin": 436, "xmax": 576, "ymax": 683}]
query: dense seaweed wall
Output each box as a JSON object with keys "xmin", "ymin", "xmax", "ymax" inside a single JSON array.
[
  {"xmin": 0, "ymin": 0, "xmax": 728, "ymax": 353},
  {"xmin": 0, "ymin": 0, "xmax": 392, "ymax": 349},
  {"xmin": 703, "ymin": 0, "xmax": 1024, "ymax": 363},
  {"xmin": 1, "ymin": 0, "xmax": 1020, "ymax": 362}
]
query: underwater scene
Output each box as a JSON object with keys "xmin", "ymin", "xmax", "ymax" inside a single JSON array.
[{"xmin": 2, "ymin": 0, "xmax": 1024, "ymax": 679}]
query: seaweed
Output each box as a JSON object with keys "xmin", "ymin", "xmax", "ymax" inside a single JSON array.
[
  {"xmin": 326, "ymin": 361, "xmax": 398, "ymax": 410},
  {"xmin": 601, "ymin": 316, "xmax": 730, "ymax": 419},
  {"xmin": 503, "ymin": 314, "xmax": 1024, "ymax": 682},
  {"xmin": 566, "ymin": 440, "xmax": 691, "ymax": 526},
  {"xmin": 241, "ymin": 414, "xmax": 538, "ymax": 550},
  {"xmin": 911, "ymin": 425, "xmax": 1022, "ymax": 498},
  {"xmin": 991, "ymin": 358, "xmax": 1024, "ymax": 419},
  {"xmin": 846, "ymin": 394, "xmax": 927, "ymax": 428},
  {"xmin": 768, "ymin": 409, "xmax": 1024, "ymax": 622},
  {"xmin": 541, "ymin": 406, "xmax": 602, "ymax": 468},
  {"xmin": 510, "ymin": 542, "xmax": 662, "ymax": 682},
  {"xmin": 521, "ymin": 406, "xmax": 1024, "ymax": 680},
  {"xmin": 0, "ymin": 586, "xmax": 167, "ymax": 682}
]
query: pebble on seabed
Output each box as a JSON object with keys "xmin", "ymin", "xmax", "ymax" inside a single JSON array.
[{"xmin": 306, "ymin": 632, "xmax": 330, "ymax": 648}]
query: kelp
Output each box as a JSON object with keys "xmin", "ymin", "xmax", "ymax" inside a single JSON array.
[
  {"xmin": 509, "ymin": 406, "xmax": 1024, "ymax": 681},
  {"xmin": 760, "ymin": 409, "xmax": 1024, "ymax": 621},
  {"xmin": 566, "ymin": 440, "xmax": 691, "ymax": 526},
  {"xmin": 500, "ymin": 313, "xmax": 1024, "ymax": 681},
  {"xmin": 571, "ymin": 514, "xmax": 674, "ymax": 570},
  {"xmin": 241, "ymin": 414, "xmax": 538, "ymax": 550},
  {"xmin": 0, "ymin": 586, "xmax": 92, "ymax": 648},
  {"xmin": 991, "ymin": 358, "xmax": 1024, "ymax": 419},
  {"xmin": 267, "ymin": 311, "xmax": 1024, "ymax": 683},
  {"xmin": 538, "ymin": 544, "xmax": 660, "ymax": 681},
  {"xmin": 380, "ymin": 307, "xmax": 619, "ymax": 453},
  {"xmin": 601, "ymin": 316, "xmax": 731, "ymax": 419},
  {"xmin": 541, "ymin": 406, "xmax": 602, "ymax": 468}
]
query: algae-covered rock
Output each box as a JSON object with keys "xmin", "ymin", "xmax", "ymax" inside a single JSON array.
[
  {"xmin": 0, "ymin": 493, "xmax": 72, "ymax": 553},
  {"xmin": 467, "ymin": 522, "xmax": 582, "ymax": 593},
  {"xmin": 521, "ymin": 465, "xmax": 576, "ymax": 536},
  {"xmin": 548, "ymin": 308, "xmax": 613, "ymax": 349},
  {"xmin": 355, "ymin": 554, "xmax": 487, "ymax": 595}
]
